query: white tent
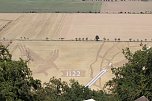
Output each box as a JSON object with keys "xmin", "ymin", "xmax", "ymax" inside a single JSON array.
[
  {"xmin": 135, "ymin": 96, "xmax": 149, "ymax": 101},
  {"xmin": 83, "ymin": 99, "xmax": 95, "ymax": 101}
]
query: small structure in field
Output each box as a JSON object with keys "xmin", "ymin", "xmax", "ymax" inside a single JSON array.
[
  {"xmin": 83, "ymin": 99, "xmax": 95, "ymax": 101},
  {"xmin": 134, "ymin": 96, "xmax": 149, "ymax": 101}
]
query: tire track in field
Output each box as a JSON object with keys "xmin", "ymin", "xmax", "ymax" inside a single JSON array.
[
  {"xmin": 16, "ymin": 14, "xmax": 35, "ymax": 39},
  {"xmin": 32, "ymin": 14, "xmax": 47, "ymax": 39},
  {"xmin": 0, "ymin": 19, "xmax": 13, "ymax": 35},
  {"xmin": 53, "ymin": 14, "xmax": 66, "ymax": 39},
  {"xmin": 90, "ymin": 42, "xmax": 105, "ymax": 78},
  {"xmin": 34, "ymin": 14, "xmax": 51, "ymax": 39},
  {"xmin": 18, "ymin": 14, "xmax": 38, "ymax": 39},
  {"xmin": 40, "ymin": 14, "xmax": 65, "ymax": 40},
  {"xmin": 0, "ymin": 14, "xmax": 26, "ymax": 39},
  {"xmin": 45, "ymin": 14, "xmax": 58, "ymax": 39},
  {"xmin": 0, "ymin": 21, "xmax": 11, "ymax": 33},
  {"xmin": 99, "ymin": 42, "xmax": 119, "ymax": 68},
  {"xmin": 0, "ymin": 19, "xmax": 12, "ymax": 22},
  {"xmin": 40, "ymin": 14, "xmax": 54, "ymax": 39},
  {"xmin": 96, "ymin": 42, "xmax": 119, "ymax": 88},
  {"xmin": 97, "ymin": 42, "xmax": 140, "ymax": 88},
  {"xmin": 90, "ymin": 42, "xmax": 119, "ymax": 88},
  {"xmin": 39, "ymin": 14, "xmax": 58, "ymax": 40}
]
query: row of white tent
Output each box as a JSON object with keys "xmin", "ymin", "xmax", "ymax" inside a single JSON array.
[
  {"xmin": 83, "ymin": 96, "xmax": 149, "ymax": 101},
  {"xmin": 83, "ymin": 99, "xmax": 95, "ymax": 101}
]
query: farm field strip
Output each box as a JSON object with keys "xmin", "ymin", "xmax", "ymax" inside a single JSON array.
[
  {"xmin": 1, "ymin": 13, "xmax": 152, "ymax": 41},
  {"xmin": 100, "ymin": 1, "xmax": 152, "ymax": 14},
  {"xmin": 0, "ymin": 0, "xmax": 101, "ymax": 13}
]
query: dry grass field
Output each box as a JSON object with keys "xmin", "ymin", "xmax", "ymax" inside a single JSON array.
[
  {"xmin": 1, "ymin": 13, "xmax": 152, "ymax": 41},
  {"xmin": 5, "ymin": 40, "xmax": 152, "ymax": 90},
  {"xmin": 0, "ymin": 13, "xmax": 152, "ymax": 89}
]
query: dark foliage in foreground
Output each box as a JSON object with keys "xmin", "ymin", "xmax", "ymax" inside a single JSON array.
[{"xmin": 106, "ymin": 45, "xmax": 152, "ymax": 101}]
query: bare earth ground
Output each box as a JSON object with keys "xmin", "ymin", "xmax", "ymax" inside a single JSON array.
[
  {"xmin": 100, "ymin": 1, "xmax": 152, "ymax": 14},
  {"xmin": 0, "ymin": 13, "xmax": 152, "ymax": 89}
]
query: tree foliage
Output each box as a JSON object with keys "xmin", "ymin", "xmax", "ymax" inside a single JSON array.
[
  {"xmin": 36, "ymin": 77, "xmax": 113, "ymax": 101},
  {"xmin": 0, "ymin": 45, "xmax": 41, "ymax": 101},
  {"xmin": 95, "ymin": 35, "xmax": 100, "ymax": 41},
  {"xmin": 106, "ymin": 45, "xmax": 152, "ymax": 101}
]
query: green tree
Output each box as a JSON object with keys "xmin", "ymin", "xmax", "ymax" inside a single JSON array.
[
  {"xmin": 0, "ymin": 45, "xmax": 41, "ymax": 101},
  {"xmin": 38, "ymin": 77, "xmax": 113, "ymax": 101},
  {"xmin": 63, "ymin": 79, "xmax": 93, "ymax": 101},
  {"xmin": 106, "ymin": 45, "xmax": 152, "ymax": 101},
  {"xmin": 37, "ymin": 77, "xmax": 90, "ymax": 101},
  {"xmin": 95, "ymin": 35, "xmax": 100, "ymax": 41}
]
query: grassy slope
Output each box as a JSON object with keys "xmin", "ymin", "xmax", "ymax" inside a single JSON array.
[{"xmin": 0, "ymin": 0, "xmax": 101, "ymax": 13}]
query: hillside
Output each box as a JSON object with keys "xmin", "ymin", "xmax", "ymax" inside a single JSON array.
[{"xmin": 1, "ymin": 13, "xmax": 152, "ymax": 89}]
